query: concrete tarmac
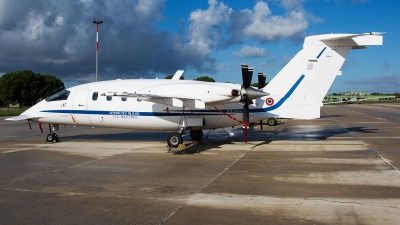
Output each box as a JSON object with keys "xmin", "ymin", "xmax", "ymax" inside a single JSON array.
[{"xmin": 0, "ymin": 103, "xmax": 400, "ymax": 224}]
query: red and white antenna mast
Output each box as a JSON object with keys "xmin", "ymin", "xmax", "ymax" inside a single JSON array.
[{"xmin": 92, "ymin": 18, "xmax": 103, "ymax": 82}]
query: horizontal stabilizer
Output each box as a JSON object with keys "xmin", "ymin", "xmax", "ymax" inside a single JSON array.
[{"xmin": 310, "ymin": 33, "xmax": 383, "ymax": 48}]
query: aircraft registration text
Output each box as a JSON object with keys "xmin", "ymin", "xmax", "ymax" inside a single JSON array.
[{"xmin": 110, "ymin": 111, "xmax": 139, "ymax": 119}]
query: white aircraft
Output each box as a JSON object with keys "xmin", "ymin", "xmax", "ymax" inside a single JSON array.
[{"xmin": 6, "ymin": 32, "xmax": 383, "ymax": 147}]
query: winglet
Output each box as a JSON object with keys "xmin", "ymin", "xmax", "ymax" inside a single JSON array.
[{"xmin": 172, "ymin": 70, "xmax": 184, "ymax": 80}]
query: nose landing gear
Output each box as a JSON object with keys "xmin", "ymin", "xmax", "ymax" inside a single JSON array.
[
  {"xmin": 46, "ymin": 124, "xmax": 59, "ymax": 143},
  {"xmin": 167, "ymin": 132, "xmax": 183, "ymax": 148}
]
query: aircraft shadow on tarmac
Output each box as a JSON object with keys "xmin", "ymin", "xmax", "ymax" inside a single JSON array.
[
  {"xmin": 60, "ymin": 124, "xmax": 378, "ymax": 154},
  {"xmin": 319, "ymin": 114, "xmax": 343, "ymax": 118},
  {"xmin": 173, "ymin": 125, "xmax": 379, "ymax": 154}
]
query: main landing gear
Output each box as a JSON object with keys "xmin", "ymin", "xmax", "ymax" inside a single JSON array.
[
  {"xmin": 46, "ymin": 124, "xmax": 59, "ymax": 143},
  {"xmin": 190, "ymin": 130, "xmax": 203, "ymax": 141},
  {"xmin": 167, "ymin": 130, "xmax": 204, "ymax": 148},
  {"xmin": 267, "ymin": 118, "xmax": 277, "ymax": 126}
]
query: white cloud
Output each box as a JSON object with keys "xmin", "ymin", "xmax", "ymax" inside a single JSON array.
[
  {"xmin": 0, "ymin": 0, "xmax": 317, "ymax": 82},
  {"xmin": 243, "ymin": 1, "xmax": 309, "ymax": 41},
  {"xmin": 0, "ymin": 0, "xmax": 226, "ymax": 80},
  {"xmin": 275, "ymin": 0, "xmax": 306, "ymax": 10},
  {"xmin": 233, "ymin": 45, "xmax": 270, "ymax": 58},
  {"xmin": 184, "ymin": 0, "xmax": 232, "ymax": 57}
]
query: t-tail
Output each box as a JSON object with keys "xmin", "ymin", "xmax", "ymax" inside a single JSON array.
[{"xmin": 260, "ymin": 32, "xmax": 383, "ymax": 119}]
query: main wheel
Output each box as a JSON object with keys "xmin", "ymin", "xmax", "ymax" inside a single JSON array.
[
  {"xmin": 167, "ymin": 132, "xmax": 183, "ymax": 147},
  {"xmin": 267, "ymin": 118, "xmax": 277, "ymax": 126},
  {"xmin": 190, "ymin": 130, "xmax": 203, "ymax": 141},
  {"xmin": 46, "ymin": 133, "xmax": 56, "ymax": 142}
]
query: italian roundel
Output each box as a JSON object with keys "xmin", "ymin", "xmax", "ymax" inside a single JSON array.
[{"xmin": 265, "ymin": 98, "xmax": 274, "ymax": 106}]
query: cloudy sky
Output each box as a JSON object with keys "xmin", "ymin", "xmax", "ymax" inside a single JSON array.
[{"xmin": 0, "ymin": 0, "xmax": 399, "ymax": 93}]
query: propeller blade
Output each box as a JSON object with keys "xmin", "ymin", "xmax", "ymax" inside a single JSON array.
[
  {"xmin": 248, "ymin": 67, "xmax": 253, "ymax": 87},
  {"xmin": 242, "ymin": 87, "xmax": 250, "ymax": 142},
  {"xmin": 241, "ymin": 64, "xmax": 250, "ymax": 88},
  {"xmin": 258, "ymin": 72, "xmax": 266, "ymax": 89}
]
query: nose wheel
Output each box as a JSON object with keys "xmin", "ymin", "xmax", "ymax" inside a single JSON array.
[
  {"xmin": 167, "ymin": 132, "xmax": 183, "ymax": 148},
  {"xmin": 46, "ymin": 124, "xmax": 60, "ymax": 143}
]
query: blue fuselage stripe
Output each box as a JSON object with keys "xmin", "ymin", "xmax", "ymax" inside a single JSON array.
[
  {"xmin": 260, "ymin": 74, "xmax": 305, "ymax": 112},
  {"xmin": 40, "ymin": 110, "xmax": 221, "ymax": 117}
]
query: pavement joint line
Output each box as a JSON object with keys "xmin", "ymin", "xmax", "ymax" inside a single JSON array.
[
  {"xmin": 159, "ymin": 143, "xmax": 256, "ymax": 225},
  {"xmin": 323, "ymin": 109, "xmax": 400, "ymax": 175},
  {"xmin": 370, "ymin": 149, "xmax": 400, "ymax": 175}
]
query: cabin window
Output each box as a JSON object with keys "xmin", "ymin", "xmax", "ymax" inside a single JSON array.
[
  {"xmin": 121, "ymin": 97, "xmax": 127, "ymax": 102},
  {"xmin": 46, "ymin": 89, "xmax": 70, "ymax": 102},
  {"xmin": 106, "ymin": 96, "xmax": 112, "ymax": 101},
  {"xmin": 92, "ymin": 92, "xmax": 98, "ymax": 101}
]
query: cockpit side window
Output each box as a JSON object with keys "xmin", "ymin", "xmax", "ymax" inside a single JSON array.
[{"xmin": 46, "ymin": 89, "xmax": 70, "ymax": 102}]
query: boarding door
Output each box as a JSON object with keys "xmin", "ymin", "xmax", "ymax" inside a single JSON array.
[{"xmin": 72, "ymin": 89, "xmax": 92, "ymax": 126}]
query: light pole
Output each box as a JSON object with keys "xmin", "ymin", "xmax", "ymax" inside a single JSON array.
[{"xmin": 93, "ymin": 18, "xmax": 103, "ymax": 82}]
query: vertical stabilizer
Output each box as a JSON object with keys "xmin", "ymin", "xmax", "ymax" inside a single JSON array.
[{"xmin": 262, "ymin": 33, "xmax": 383, "ymax": 119}]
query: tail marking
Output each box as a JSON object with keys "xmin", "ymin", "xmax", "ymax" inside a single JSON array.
[{"xmin": 316, "ymin": 47, "xmax": 327, "ymax": 59}]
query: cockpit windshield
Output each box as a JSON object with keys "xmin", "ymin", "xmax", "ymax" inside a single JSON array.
[{"xmin": 45, "ymin": 89, "xmax": 70, "ymax": 102}]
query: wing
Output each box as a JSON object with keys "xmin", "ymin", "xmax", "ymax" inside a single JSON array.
[{"xmin": 104, "ymin": 92, "xmax": 206, "ymax": 109}]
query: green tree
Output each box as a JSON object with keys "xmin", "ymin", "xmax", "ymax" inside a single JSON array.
[
  {"xmin": 41, "ymin": 75, "xmax": 64, "ymax": 98},
  {"xmin": 20, "ymin": 71, "xmax": 45, "ymax": 106},
  {"xmin": 0, "ymin": 70, "xmax": 63, "ymax": 108},
  {"xmin": 370, "ymin": 92, "xmax": 382, "ymax": 96},
  {"xmin": 194, "ymin": 76, "xmax": 215, "ymax": 82},
  {"xmin": 250, "ymin": 82, "xmax": 269, "ymax": 88},
  {"xmin": 0, "ymin": 72, "xmax": 25, "ymax": 108}
]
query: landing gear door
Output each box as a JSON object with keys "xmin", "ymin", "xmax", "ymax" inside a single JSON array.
[{"xmin": 72, "ymin": 89, "xmax": 91, "ymax": 126}]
